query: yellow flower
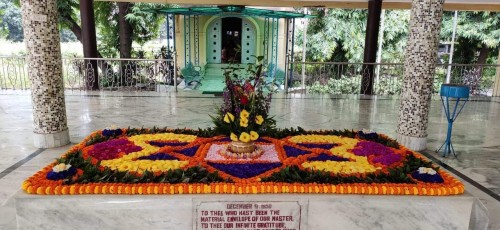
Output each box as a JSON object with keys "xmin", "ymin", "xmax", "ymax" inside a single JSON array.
[
  {"xmin": 255, "ymin": 115, "xmax": 264, "ymax": 125},
  {"xmin": 117, "ymin": 162, "xmax": 132, "ymax": 171},
  {"xmin": 230, "ymin": 132, "xmax": 238, "ymax": 141},
  {"xmin": 240, "ymin": 109, "xmax": 250, "ymax": 119},
  {"xmin": 240, "ymin": 118, "xmax": 248, "ymax": 127},
  {"xmin": 224, "ymin": 112, "xmax": 235, "ymax": 123},
  {"xmin": 250, "ymin": 131, "xmax": 259, "ymax": 141},
  {"xmin": 239, "ymin": 132, "xmax": 251, "ymax": 143}
]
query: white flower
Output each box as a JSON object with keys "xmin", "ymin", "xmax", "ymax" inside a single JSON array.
[
  {"xmin": 418, "ymin": 167, "xmax": 437, "ymax": 175},
  {"xmin": 361, "ymin": 129, "xmax": 375, "ymax": 134},
  {"xmin": 107, "ymin": 124, "xmax": 118, "ymax": 130},
  {"xmin": 53, "ymin": 163, "xmax": 72, "ymax": 173}
]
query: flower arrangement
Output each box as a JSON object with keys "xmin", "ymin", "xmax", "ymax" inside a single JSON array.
[
  {"xmin": 23, "ymin": 128, "xmax": 464, "ymax": 196},
  {"xmin": 211, "ymin": 57, "xmax": 275, "ymax": 153}
]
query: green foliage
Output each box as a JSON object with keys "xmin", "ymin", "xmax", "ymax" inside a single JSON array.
[
  {"xmin": 441, "ymin": 11, "xmax": 500, "ymax": 49},
  {"xmin": 261, "ymin": 154, "xmax": 434, "ymax": 184},
  {"xmin": 296, "ymin": 9, "xmax": 409, "ymax": 63},
  {"xmin": 94, "ymin": 2, "xmax": 168, "ymax": 57},
  {"xmin": 300, "ymin": 8, "xmax": 367, "ymax": 62},
  {"xmin": 0, "ymin": 0, "xmax": 23, "ymax": 41},
  {"xmin": 379, "ymin": 10, "xmax": 410, "ymax": 63},
  {"xmin": 307, "ymin": 76, "xmax": 361, "ymax": 94},
  {"xmin": 85, "ymin": 133, "xmax": 110, "ymax": 146},
  {"xmin": 306, "ymin": 72, "xmax": 444, "ymax": 96},
  {"xmin": 440, "ymin": 11, "xmax": 499, "ymax": 67},
  {"xmin": 56, "ymin": 0, "xmax": 79, "ymax": 29}
]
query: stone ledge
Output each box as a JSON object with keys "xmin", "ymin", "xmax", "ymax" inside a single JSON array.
[
  {"xmin": 397, "ymin": 133, "xmax": 427, "ymax": 151},
  {"xmin": 33, "ymin": 129, "xmax": 70, "ymax": 148},
  {"xmin": 15, "ymin": 192, "xmax": 488, "ymax": 230}
]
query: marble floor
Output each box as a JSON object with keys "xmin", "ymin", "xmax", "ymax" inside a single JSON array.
[{"xmin": 0, "ymin": 90, "xmax": 499, "ymax": 229}]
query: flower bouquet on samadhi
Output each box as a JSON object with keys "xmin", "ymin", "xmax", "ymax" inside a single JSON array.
[{"xmin": 211, "ymin": 58, "xmax": 276, "ymax": 158}]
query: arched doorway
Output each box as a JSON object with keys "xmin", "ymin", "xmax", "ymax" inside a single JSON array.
[{"xmin": 206, "ymin": 17, "xmax": 256, "ymax": 64}]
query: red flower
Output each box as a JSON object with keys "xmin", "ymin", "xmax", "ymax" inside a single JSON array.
[
  {"xmin": 233, "ymin": 85, "xmax": 243, "ymax": 94},
  {"xmin": 243, "ymin": 81, "xmax": 254, "ymax": 93},
  {"xmin": 240, "ymin": 95, "xmax": 249, "ymax": 105}
]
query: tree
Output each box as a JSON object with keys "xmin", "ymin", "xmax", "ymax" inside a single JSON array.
[
  {"xmin": 57, "ymin": 0, "xmax": 82, "ymax": 43},
  {"xmin": 0, "ymin": 0, "xmax": 23, "ymax": 42},
  {"xmin": 296, "ymin": 9, "xmax": 410, "ymax": 63},
  {"xmin": 95, "ymin": 2, "xmax": 166, "ymax": 58},
  {"xmin": 118, "ymin": 2, "xmax": 133, "ymax": 58},
  {"xmin": 441, "ymin": 11, "xmax": 500, "ymax": 65}
]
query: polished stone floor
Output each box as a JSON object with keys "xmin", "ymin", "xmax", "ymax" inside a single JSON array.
[{"xmin": 0, "ymin": 90, "xmax": 499, "ymax": 229}]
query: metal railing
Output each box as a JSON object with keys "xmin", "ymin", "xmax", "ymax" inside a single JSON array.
[
  {"xmin": 1, "ymin": 56, "xmax": 498, "ymax": 96},
  {"xmin": 290, "ymin": 62, "xmax": 499, "ymax": 96},
  {"xmin": 0, "ymin": 56, "xmax": 176, "ymax": 92}
]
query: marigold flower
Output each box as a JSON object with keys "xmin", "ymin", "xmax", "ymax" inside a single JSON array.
[
  {"xmin": 240, "ymin": 118, "xmax": 248, "ymax": 127},
  {"xmin": 230, "ymin": 133, "xmax": 238, "ymax": 142},
  {"xmin": 240, "ymin": 109, "xmax": 250, "ymax": 119},
  {"xmin": 250, "ymin": 131, "xmax": 259, "ymax": 141},
  {"xmin": 239, "ymin": 132, "xmax": 251, "ymax": 143},
  {"xmin": 224, "ymin": 112, "xmax": 235, "ymax": 123},
  {"xmin": 255, "ymin": 115, "xmax": 264, "ymax": 125}
]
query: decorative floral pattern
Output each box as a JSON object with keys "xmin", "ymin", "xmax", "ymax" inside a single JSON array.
[{"xmin": 23, "ymin": 129, "xmax": 464, "ymax": 196}]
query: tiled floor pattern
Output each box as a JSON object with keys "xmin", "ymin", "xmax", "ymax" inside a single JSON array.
[{"xmin": 0, "ymin": 91, "xmax": 498, "ymax": 229}]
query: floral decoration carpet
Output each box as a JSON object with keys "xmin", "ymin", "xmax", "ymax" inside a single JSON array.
[{"xmin": 23, "ymin": 128, "xmax": 464, "ymax": 196}]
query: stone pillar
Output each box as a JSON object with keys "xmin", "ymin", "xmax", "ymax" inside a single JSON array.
[
  {"xmin": 21, "ymin": 0, "xmax": 70, "ymax": 148},
  {"xmin": 397, "ymin": 0, "xmax": 444, "ymax": 151},
  {"xmin": 360, "ymin": 0, "xmax": 382, "ymax": 95},
  {"xmin": 492, "ymin": 50, "xmax": 500, "ymax": 97}
]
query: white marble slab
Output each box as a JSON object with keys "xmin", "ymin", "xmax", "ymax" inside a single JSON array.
[{"xmin": 15, "ymin": 192, "xmax": 488, "ymax": 230}]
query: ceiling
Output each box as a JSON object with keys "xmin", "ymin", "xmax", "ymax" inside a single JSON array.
[{"xmin": 97, "ymin": 0, "xmax": 500, "ymax": 11}]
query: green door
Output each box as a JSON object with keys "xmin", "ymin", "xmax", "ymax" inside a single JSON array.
[
  {"xmin": 241, "ymin": 19, "xmax": 256, "ymax": 64},
  {"xmin": 207, "ymin": 18, "xmax": 222, "ymax": 63},
  {"xmin": 207, "ymin": 17, "xmax": 256, "ymax": 64}
]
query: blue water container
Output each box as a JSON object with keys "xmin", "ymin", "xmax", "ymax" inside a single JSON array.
[{"xmin": 437, "ymin": 84, "xmax": 470, "ymax": 157}]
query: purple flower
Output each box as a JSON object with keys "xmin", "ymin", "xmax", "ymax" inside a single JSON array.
[
  {"xmin": 138, "ymin": 153, "xmax": 179, "ymax": 160},
  {"xmin": 308, "ymin": 153, "xmax": 349, "ymax": 162},
  {"xmin": 208, "ymin": 162, "xmax": 282, "ymax": 178},
  {"xmin": 352, "ymin": 141, "xmax": 392, "ymax": 156},
  {"xmin": 283, "ymin": 145, "xmax": 311, "ymax": 157},
  {"xmin": 352, "ymin": 141, "xmax": 402, "ymax": 166},
  {"xmin": 372, "ymin": 154, "xmax": 402, "ymax": 166},
  {"xmin": 175, "ymin": 145, "xmax": 200, "ymax": 157},
  {"xmin": 102, "ymin": 128, "xmax": 123, "ymax": 137},
  {"xmin": 297, "ymin": 143, "xmax": 337, "ymax": 150},
  {"xmin": 411, "ymin": 171, "xmax": 444, "ymax": 183},
  {"xmin": 357, "ymin": 130, "xmax": 378, "ymax": 140},
  {"xmin": 148, "ymin": 141, "xmax": 189, "ymax": 147},
  {"xmin": 46, "ymin": 167, "xmax": 77, "ymax": 180}
]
